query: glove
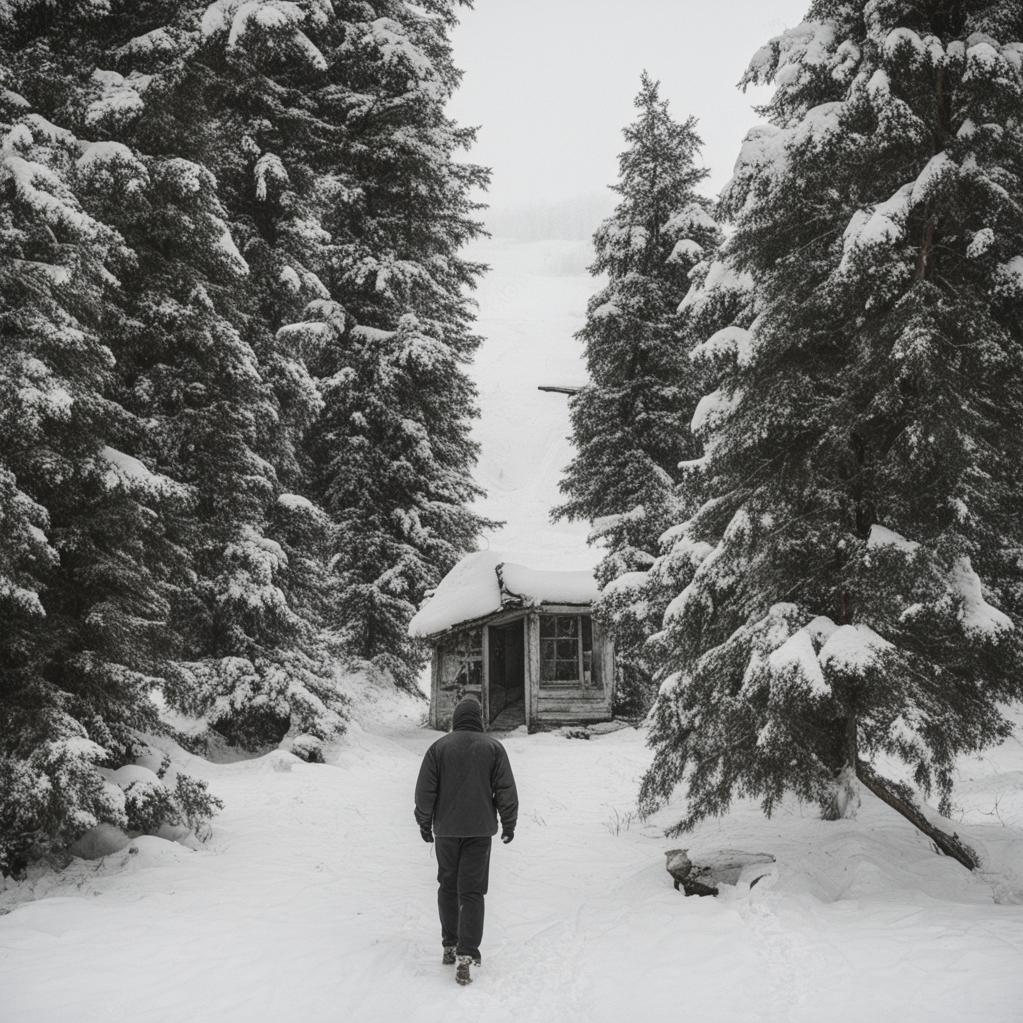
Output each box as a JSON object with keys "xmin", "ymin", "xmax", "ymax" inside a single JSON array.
[
  {"xmin": 501, "ymin": 829, "xmax": 514, "ymax": 845},
  {"xmin": 420, "ymin": 825, "xmax": 434, "ymax": 843}
]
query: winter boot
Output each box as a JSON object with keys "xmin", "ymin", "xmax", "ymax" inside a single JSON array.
[
  {"xmin": 455, "ymin": 955, "xmax": 473, "ymax": 986},
  {"xmin": 442, "ymin": 946, "xmax": 456, "ymax": 966}
]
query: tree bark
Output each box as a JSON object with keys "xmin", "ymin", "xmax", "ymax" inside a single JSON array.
[
  {"xmin": 914, "ymin": 218, "xmax": 937, "ymax": 280},
  {"xmin": 855, "ymin": 762, "xmax": 980, "ymax": 871},
  {"xmin": 845, "ymin": 714, "xmax": 858, "ymax": 767}
]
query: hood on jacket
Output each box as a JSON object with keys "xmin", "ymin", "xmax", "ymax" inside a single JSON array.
[{"xmin": 452, "ymin": 696, "xmax": 484, "ymax": 732}]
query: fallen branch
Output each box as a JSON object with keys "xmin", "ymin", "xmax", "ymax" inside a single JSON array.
[{"xmin": 856, "ymin": 762, "xmax": 979, "ymax": 871}]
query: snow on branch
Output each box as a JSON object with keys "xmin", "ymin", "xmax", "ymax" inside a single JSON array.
[
  {"xmin": 818, "ymin": 623, "xmax": 894, "ymax": 675},
  {"xmin": 85, "ymin": 70, "xmax": 148, "ymax": 129},
  {"xmin": 98, "ymin": 447, "xmax": 191, "ymax": 501},
  {"xmin": 254, "ymin": 152, "xmax": 289, "ymax": 200},
  {"xmin": 690, "ymin": 387, "xmax": 739, "ymax": 437},
  {"xmin": 689, "ymin": 325, "xmax": 753, "ymax": 368},
  {"xmin": 946, "ymin": 556, "xmax": 1013, "ymax": 637},
  {"xmin": 866, "ymin": 524, "xmax": 920, "ymax": 554},
  {"xmin": 202, "ymin": 0, "xmax": 329, "ymax": 70}
]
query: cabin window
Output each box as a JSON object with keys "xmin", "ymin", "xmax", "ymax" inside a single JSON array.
[
  {"xmin": 439, "ymin": 628, "xmax": 483, "ymax": 694},
  {"xmin": 539, "ymin": 615, "xmax": 593, "ymax": 686}
]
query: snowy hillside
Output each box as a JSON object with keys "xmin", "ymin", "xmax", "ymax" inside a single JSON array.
[
  {"xmin": 466, "ymin": 236, "xmax": 599, "ymax": 570},
  {"xmin": 2, "ymin": 685, "xmax": 1021, "ymax": 1022}
]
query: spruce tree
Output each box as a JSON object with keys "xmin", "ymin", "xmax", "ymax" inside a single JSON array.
[
  {"xmin": 21, "ymin": 0, "xmax": 350, "ymax": 751},
  {"xmin": 305, "ymin": 1, "xmax": 491, "ymax": 687},
  {"xmin": 0, "ymin": 0, "xmax": 342, "ymax": 775},
  {"xmin": 174, "ymin": 0, "xmax": 491, "ymax": 693},
  {"xmin": 555, "ymin": 73, "xmax": 718, "ymax": 714},
  {"xmin": 118, "ymin": 0, "xmax": 347, "ymax": 749},
  {"xmin": 1, "ymin": 0, "xmax": 489, "ymax": 798},
  {"xmin": 640, "ymin": 0, "xmax": 1023, "ymax": 869},
  {"xmin": 0, "ymin": 83, "xmax": 218, "ymax": 871}
]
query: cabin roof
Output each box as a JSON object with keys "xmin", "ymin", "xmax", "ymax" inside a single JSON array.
[{"xmin": 408, "ymin": 551, "xmax": 600, "ymax": 639}]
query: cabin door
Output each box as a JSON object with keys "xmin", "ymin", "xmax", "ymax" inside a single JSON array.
[{"xmin": 486, "ymin": 620, "xmax": 526, "ymax": 729}]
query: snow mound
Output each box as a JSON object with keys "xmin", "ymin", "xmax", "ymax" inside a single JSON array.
[
  {"xmin": 68, "ymin": 823, "xmax": 132, "ymax": 860},
  {"xmin": 119, "ymin": 835, "xmax": 197, "ymax": 870}
]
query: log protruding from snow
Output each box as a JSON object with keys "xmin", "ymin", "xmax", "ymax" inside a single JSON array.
[{"xmin": 665, "ymin": 848, "xmax": 776, "ymax": 896}]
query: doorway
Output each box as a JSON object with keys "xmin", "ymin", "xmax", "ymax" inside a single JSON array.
[{"xmin": 487, "ymin": 620, "xmax": 526, "ymax": 729}]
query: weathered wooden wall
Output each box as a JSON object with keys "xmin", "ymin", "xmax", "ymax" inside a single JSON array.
[{"xmin": 429, "ymin": 608, "xmax": 615, "ymax": 732}]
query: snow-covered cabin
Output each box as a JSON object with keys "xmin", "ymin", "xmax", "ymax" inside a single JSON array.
[{"xmin": 409, "ymin": 552, "xmax": 615, "ymax": 732}]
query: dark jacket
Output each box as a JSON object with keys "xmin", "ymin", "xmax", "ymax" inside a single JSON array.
[{"xmin": 414, "ymin": 698, "xmax": 519, "ymax": 838}]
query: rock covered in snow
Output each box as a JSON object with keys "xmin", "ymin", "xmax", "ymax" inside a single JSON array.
[
  {"xmin": 68, "ymin": 823, "xmax": 133, "ymax": 860},
  {"xmin": 665, "ymin": 848, "xmax": 776, "ymax": 896}
]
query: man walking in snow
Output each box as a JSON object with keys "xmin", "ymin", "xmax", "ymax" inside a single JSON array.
[{"xmin": 414, "ymin": 694, "xmax": 518, "ymax": 986}]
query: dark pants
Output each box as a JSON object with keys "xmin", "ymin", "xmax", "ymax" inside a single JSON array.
[{"xmin": 435, "ymin": 836, "xmax": 492, "ymax": 960}]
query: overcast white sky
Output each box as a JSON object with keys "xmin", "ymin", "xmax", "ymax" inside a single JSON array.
[{"xmin": 447, "ymin": 0, "xmax": 809, "ymax": 231}]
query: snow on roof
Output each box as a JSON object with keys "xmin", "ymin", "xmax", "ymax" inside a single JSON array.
[
  {"xmin": 408, "ymin": 550, "xmax": 600, "ymax": 638},
  {"xmin": 500, "ymin": 562, "xmax": 598, "ymax": 605}
]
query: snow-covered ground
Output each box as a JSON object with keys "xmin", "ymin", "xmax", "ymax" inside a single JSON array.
[
  {"xmin": 2, "ymin": 682, "xmax": 1022, "ymax": 1022},
  {"xmin": 466, "ymin": 236, "xmax": 598, "ymax": 571},
  {"xmin": 3, "ymin": 235, "xmax": 1022, "ymax": 1022}
]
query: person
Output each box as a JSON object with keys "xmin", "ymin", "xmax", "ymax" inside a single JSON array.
[{"xmin": 414, "ymin": 694, "xmax": 518, "ymax": 986}]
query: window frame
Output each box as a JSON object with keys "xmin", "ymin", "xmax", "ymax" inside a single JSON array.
[
  {"xmin": 538, "ymin": 613, "xmax": 593, "ymax": 688},
  {"xmin": 438, "ymin": 627, "xmax": 484, "ymax": 695}
]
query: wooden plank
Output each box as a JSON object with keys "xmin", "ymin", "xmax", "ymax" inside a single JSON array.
[
  {"xmin": 537, "ymin": 713, "xmax": 612, "ymax": 724},
  {"xmin": 429, "ymin": 648, "xmax": 440, "ymax": 729},
  {"xmin": 537, "ymin": 603, "xmax": 592, "ymax": 615},
  {"xmin": 536, "ymin": 694, "xmax": 612, "ymax": 710},
  {"xmin": 603, "ymin": 638, "xmax": 615, "ymax": 705},
  {"xmin": 591, "ymin": 616, "xmax": 615, "ymax": 705},
  {"xmin": 526, "ymin": 613, "xmax": 540, "ymax": 733},
  {"xmin": 591, "ymin": 617, "xmax": 604, "ymax": 689},
  {"xmin": 539, "ymin": 694, "xmax": 610, "ymax": 708},
  {"xmin": 420, "ymin": 606, "xmax": 531, "ymax": 642},
  {"xmin": 535, "ymin": 708, "xmax": 612, "ymax": 724},
  {"xmin": 481, "ymin": 625, "xmax": 491, "ymax": 730}
]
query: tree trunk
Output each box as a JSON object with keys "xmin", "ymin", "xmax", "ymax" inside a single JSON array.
[
  {"xmin": 914, "ymin": 218, "xmax": 937, "ymax": 280},
  {"xmin": 822, "ymin": 714, "xmax": 862, "ymax": 820},
  {"xmin": 855, "ymin": 762, "xmax": 980, "ymax": 871}
]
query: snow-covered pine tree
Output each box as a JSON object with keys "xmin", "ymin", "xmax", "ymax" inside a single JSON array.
[
  {"xmin": 640, "ymin": 1, "xmax": 1023, "ymax": 869},
  {"xmin": 0, "ymin": 79, "xmax": 220, "ymax": 871},
  {"xmin": 554, "ymin": 73, "xmax": 718, "ymax": 714},
  {"xmin": 603, "ymin": 248, "xmax": 759, "ymax": 719},
  {"xmin": 306, "ymin": 311, "xmax": 486, "ymax": 687},
  {"xmin": 1, "ymin": 1, "xmax": 348, "ymax": 755},
  {"xmin": 303, "ymin": 1, "xmax": 492, "ymax": 687},
  {"xmin": 110, "ymin": 0, "xmax": 348, "ymax": 750}
]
